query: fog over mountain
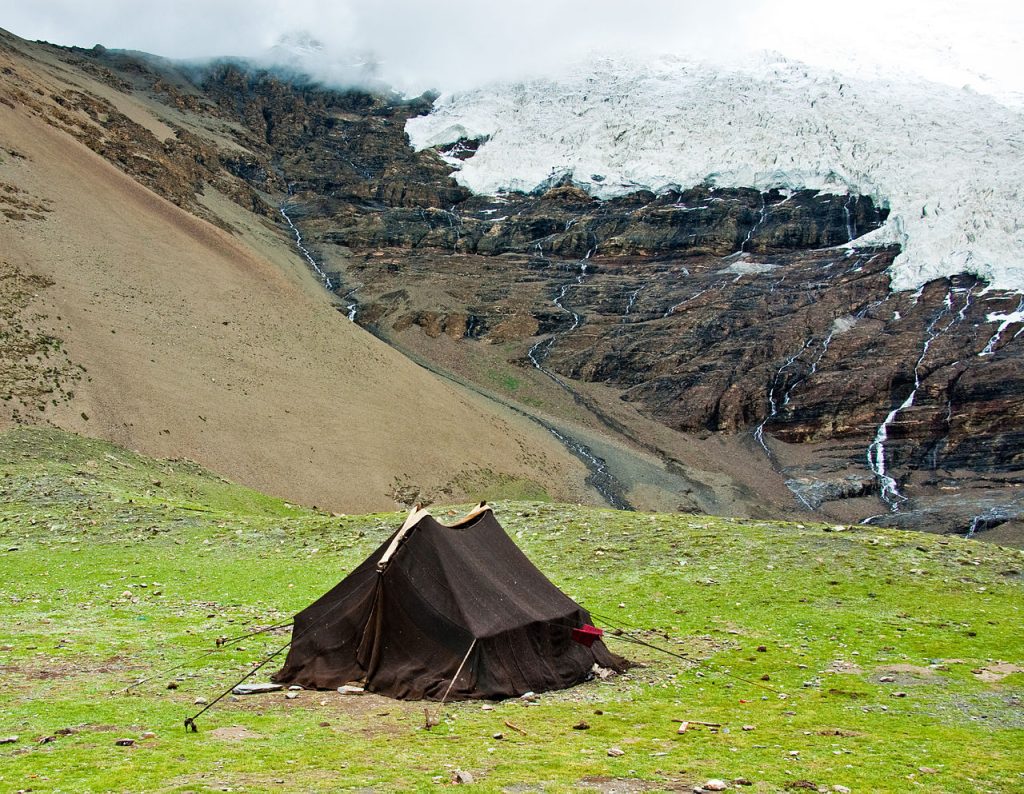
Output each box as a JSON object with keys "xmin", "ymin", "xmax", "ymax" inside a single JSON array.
[{"xmin": 2, "ymin": 0, "xmax": 1021, "ymax": 102}]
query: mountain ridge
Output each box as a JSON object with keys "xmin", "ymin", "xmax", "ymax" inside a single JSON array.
[{"xmin": 1, "ymin": 29, "xmax": 1021, "ymax": 542}]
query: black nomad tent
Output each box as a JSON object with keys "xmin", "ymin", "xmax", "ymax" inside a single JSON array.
[{"xmin": 272, "ymin": 504, "xmax": 628, "ymax": 700}]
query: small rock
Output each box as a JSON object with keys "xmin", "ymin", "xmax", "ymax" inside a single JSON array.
[
  {"xmin": 288, "ymin": 685, "xmax": 303, "ymax": 691},
  {"xmin": 733, "ymin": 779, "xmax": 753, "ymax": 787},
  {"xmin": 166, "ymin": 682, "xmax": 178, "ymax": 690},
  {"xmin": 677, "ymin": 721, "xmax": 689, "ymax": 734},
  {"xmin": 114, "ymin": 738, "xmax": 134, "ymax": 746},
  {"xmin": 757, "ymin": 645, "xmax": 767, "ymax": 652},
  {"xmin": 141, "ymin": 731, "xmax": 156, "ymax": 740},
  {"xmin": 285, "ymin": 691, "xmax": 299, "ymax": 699},
  {"xmin": 493, "ymin": 732, "xmax": 504, "ymax": 740},
  {"xmin": 481, "ymin": 704, "xmax": 494, "ymax": 711},
  {"xmin": 892, "ymin": 691, "xmax": 907, "ymax": 698},
  {"xmin": 520, "ymin": 691, "xmax": 538, "ymax": 702},
  {"xmin": 193, "ymin": 697, "xmax": 208, "ymax": 705},
  {"xmin": 833, "ymin": 786, "xmax": 851, "ymax": 793},
  {"xmin": 338, "ymin": 685, "xmax": 365, "ymax": 695},
  {"xmin": 703, "ymin": 780, "xmax": 729, "ymax": 791},
  {"xmin": 918, "ymin": 767, "xmax": 938, "ymax": 775},
  {"xmin": 607, "ymin": 747, "xmax": 625, "ymax": 757},
  {"xmin": 761, "ymin": 674, "xmax": 771, "ymax": 681},
  {"xmin": 572, "ymin": 721, "xmax": 590, "ymax": 730},
  {"xmin": 742, "ymin": 725, "xmax": 756, "ymax": 731},
  {"xmin": 0, "ymin": 736, "xmax": 18, "ymax": 744},
  {"xmin": 788, "ymin": 750, "xmax": 800, "ymax": 756},
  {"xmin": 879, "ymin": 675, "xmax": 896, "ymax": 683},
  {"xmin": 453, "ymin": 770, "xmax": 474, "ymax": 784}
]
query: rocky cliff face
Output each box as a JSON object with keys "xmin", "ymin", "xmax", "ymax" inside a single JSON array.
[{"xmin": 33, "ymin": 43, "xmax": 1023, "ymax": 542}]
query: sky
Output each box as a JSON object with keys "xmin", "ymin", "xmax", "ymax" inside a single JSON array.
[{"xmin": 1, "ymin": 0, "xmax": 1022, "ymax": 102}]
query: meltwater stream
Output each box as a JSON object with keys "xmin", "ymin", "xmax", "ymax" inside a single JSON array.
[
  {"xmin": 523, "ymin": 245, "xmax": 633, "ymax": 509},
  {"xmin": 280, "ymin": 203, "xmax": 358, "ymax": 322},
  {"xmin": 866, "ymin": 291, "xmax": 959, "ymax": 509}
]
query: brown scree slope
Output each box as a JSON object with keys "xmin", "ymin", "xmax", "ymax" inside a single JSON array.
[{"xmin": 0, "ymin": 36, "xmax": 589, "ymax": 511}]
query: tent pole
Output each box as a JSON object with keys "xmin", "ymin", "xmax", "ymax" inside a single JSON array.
[{"xmin": 432, "ymin": 637, "xmax": 478, "ymax": 722}]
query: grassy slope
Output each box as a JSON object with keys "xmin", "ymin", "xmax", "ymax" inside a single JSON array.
[{"xmin": 1, "ymin": 428, "xmax": 1022, "ymax": 793}]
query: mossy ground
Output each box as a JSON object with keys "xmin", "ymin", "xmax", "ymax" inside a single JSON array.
[{"xmin": 1, "ymin": 427, "xmax": 1022, "ymax": 793}]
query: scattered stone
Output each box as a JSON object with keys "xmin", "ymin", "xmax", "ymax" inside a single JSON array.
[
  {"xmin": 0, "ymin": 736, "xmax": 18, "ymax": 744},
  {"xmin": 141, "ymin": 731, "xmax": 156, "ymax": 740},
  {"xmin": 761, "ymin": 674, "xmax": 771, "ymax": 681},
  {"xmin": 677, "ymin": 721, "xmax": 689, "ymax": 734},
  {"xmin": 572, "ymin": 721, "xmax": 590, "ymax": 730},
  {"xmin": 319, "ymin": 722, "xmax": 331, "ymax": 728},
  {"xmin": 338, "ymin": 685, "xmax": 365, "ymax": 695},
  {"xmin": 481, "ymin": 704, "xmax": 494, "ymax": 711},
  {"xmin": 520, "ymin": 691, "xmax": 538, "ymax": 702},
  {"xmin": 742, "ymin": 725, "xmax": 756, "ymax": 731},
  {"xmin": 233, "ymin": 683, "xmax": 283, "ymax": 695},
  {"xmin": 285, "ymin": 691, "xmax": 299, "ymax": 699},
  {"xmin": 193, "ymin": 697, "xmax": 208, "ymax": 705},
  {"xmin": 288, "ymin": 685, "xmax": 303, "ymax": 691},
  {"xmin": 493, "ymin": 732, "xmax": 504, "ymax": 740},
  {"xmin": 703, "ymin": 780, "xmax": 729, "ymax": 791},
  {"xmin": 879, "ymin": 675, "xmax": 896, "ymax": 683},
  {"xmin": 891, "ymin": 691, "xmax": 907, "ymax": 698},
  {"xmin": 757, "ymin": 645, "xmax": 767, "ymax": 652},
  {"xmin": 166, "ymin": 682, "xmax": 178, "ymax": 690},
  {"xmin": 114, "ymin": 738, "xmax": 135, "ymax": 746},
  {"xmin": 607, "ymin": 747, "xmax": 625, "ymax": 757},
  {"xmin": 918, "ymin": 767, "xmax": 938, "ymax": 775},
  {"xmin": 833, "ymin": 786, "xmax": 851, "ymax": 794},
  {"xmin": 733, "ymin": 779, "xmax": 753, "ymax": 787},
  {"xmin": 453, "ymin": 770, "xmax": 474, "ymax": 784}
]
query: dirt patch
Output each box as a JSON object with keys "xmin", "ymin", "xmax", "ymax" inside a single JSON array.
[
  {"xmin": 209, "ymin": 725, "xmax": 263, "ymax": 740},
  {"xmin": 972, "ymin": 663, "xmax": 1022, "ymax": 683},
  {"xmin": 876, "ymin": 664, "xmax": 937, "ymax": 676},
  {"xmin": 578, "ymin": 777, "xmax": 691, "ymax": 792},
  {"xmin": 872, "ymin": 664, "xmax": 944, "ymax": 686},
  {"xmin": 218, "ymin": 688, "xmax": 421, "ymax": 737}
]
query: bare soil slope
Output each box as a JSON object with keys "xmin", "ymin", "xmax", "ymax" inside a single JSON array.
[{"xmin": 0, "ymin": 40, "xmax": 587, "ymax": 511}]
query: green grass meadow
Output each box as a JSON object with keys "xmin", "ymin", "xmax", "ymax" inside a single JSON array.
[{"xmin": 1, "ymin": 428, "xmax": 1022, "ymax": 792}]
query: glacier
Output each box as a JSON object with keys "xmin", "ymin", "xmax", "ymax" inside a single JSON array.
[{"xmin": 406, "ymin": 54, "xmax": 1024, "ymax": 292}]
